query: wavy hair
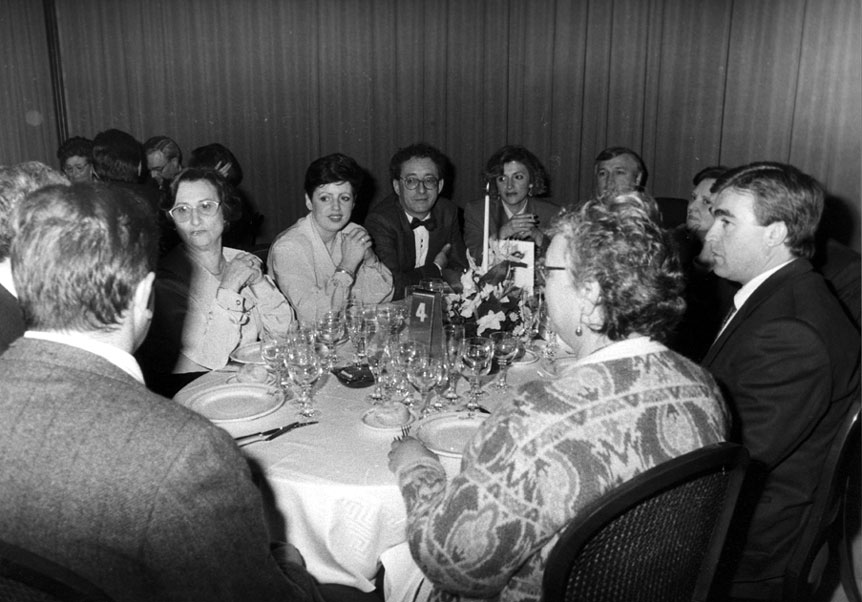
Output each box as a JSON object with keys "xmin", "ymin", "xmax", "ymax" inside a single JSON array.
[
  {"xmin": 483, "ymin": 145, "xmax": 550, "ymax": 197},
  {"xmin": 552, "ymin": 199, "xmax": 685, "ymax": 342}
]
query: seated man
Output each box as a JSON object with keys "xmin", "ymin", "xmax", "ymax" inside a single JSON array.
[
  {"xmin": 701, "ymin": 162, "xmax": 860, "ymax": 599},
  {"xmin": 0, "ymin": 182, "xmax": 321, "ymax": 601},
  {"xmin": 365, "ymin": 142, "xmax": 467, "ymax": 299},
  {"xmin": 0, "ymin": 161, "xmax": 68, "ymax": 354},
  {"xmin": 592, "ymin": 146, "xmax": 648, "ymax": 199}
]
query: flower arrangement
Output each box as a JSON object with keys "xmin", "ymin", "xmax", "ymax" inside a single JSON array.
[{"xmin": 445, "ymin": 247, "xmax": 529, "ymax": 336}]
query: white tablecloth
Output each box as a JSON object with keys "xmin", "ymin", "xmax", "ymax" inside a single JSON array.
[{"xmin": 173, "ymin": 349, "xmax": 545, "ymax": 600}]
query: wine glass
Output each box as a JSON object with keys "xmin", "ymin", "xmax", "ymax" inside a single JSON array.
[
  {"xmin": 260, "ymin": 331, "xmax": 284, "ymax": 385},
  {"xmin": 315, "ymin": 310, "xmax": 344, "ymax": 370},
  {"xmin": 407, "ymin": 354, "xmax": 446, "ymax": 416},
  {"xmin": 345, "ymin": 303, "xmax": 367, "ymax": 365},
  {"xmin": 490, "ymin": 331, "xmax": 519, "ymax": 390},
  {"xmin": 364, "ymin": 320, "xmax": 390, "ymax": 403},
  {"xmin": 460, "ymin": 336, "xmax": 495, "ymax": 414},
  {"xmin": 392, "ymin": 335, "xmax": 423, "ymax": 406},
  {"xmin": 388, "ymin": 304, "xmax": 408, "ymax": 341},
  {"xmin": 520, "ymin": 290, "xmax": 544, "ymax": 353},
  {"xmin": 284, "ymin": 342, "xmax": 324, "ymax": 418},
  {"xmin": 442, "ymin": 324, "xmax": 465, "ymax": 403}
]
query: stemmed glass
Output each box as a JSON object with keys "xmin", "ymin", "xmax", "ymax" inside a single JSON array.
[
  {"xmin": 388, "ymin": 305, "xmax": 408, "ymax": 341},
  {"xmin": 490, "ymin": 331, "xmax": 519, "ymax": 390},
  {"xmin": 459, "ymin": 336, "xmax": 495, "ymax": 414},
  {"xmin": 284, "ymin": 342, "xmax": 324, "ymax": 418},
  {"xmin": 315, "ymin": 310, "xmax": 343, "ymax": 371},
  {"xmin": 520, "ymin": 290, "xmax": 544, "ymax": 354},
  {"xmin": 442, "ymin": 324, "xmax": 465, "ymax": 403},
  {"xmin": 260, "ymin": 331, "xmax": 284, "ymax": 386},
  {"xmin": 392, "ymin": 335, "xmax": 423, "ymax": 406},
  {"xmin": 346, "ymin": 304, "xmax": 370, "ymax": 366},
  {"xmin": 407, "ymin": 354, "xmax": 446, "ymax": 416},
  {"xmin": 364, "ymin": 319, "xmax": 390, "ymax": 403}
]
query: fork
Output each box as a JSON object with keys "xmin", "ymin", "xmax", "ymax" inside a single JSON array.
[{"xmin": 393, "ymin": 424, "xmax": 411, "ymax": 442}]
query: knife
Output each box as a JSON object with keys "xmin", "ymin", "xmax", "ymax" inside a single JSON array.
[
  {"xmin": 265, "ymin": 421, "xmax": 318, "ymax": 442},
  {"xmin": 235, "ymin": 422, "xmax": 300, "ymax": 447}
]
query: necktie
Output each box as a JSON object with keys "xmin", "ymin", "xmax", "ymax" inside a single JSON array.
[
  {"xmin": 715, "ymin": 302, "xmax": 737, "ymax": 340},
  {"xmin": 409, "ymin": 216, "xmax": 436, "ymax": 231}
]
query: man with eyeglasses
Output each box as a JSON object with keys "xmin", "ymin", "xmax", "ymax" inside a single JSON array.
[
  {"xmin": 365, "ymin": 142, "xmax": 467, "ymax": 300},
  {"xmin": 144, "ymin": 135, "xmax": 183, "ymax": 188}
]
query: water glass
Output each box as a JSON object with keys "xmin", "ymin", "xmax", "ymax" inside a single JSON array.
[
  {"xmin": 459, "ymin": 336, "xmax": 495, "ymax": 413},
  {"xmin": 490, "ymin": 331, "xmax": 519, "ymax": 390},
  {"xmin": 407, "ymin": 354, "xmax": 446, "ymax": 416},
  {"xmin": 442, "ymin": 324, "xmax": 465, "ymax": 402},
  {"xmin": 285, "ymin": 343, "xmax": 324, "ymax": 418},
  {"xmin": 316, "ymin": 311, "xmax": 344, "ymax": 370}
]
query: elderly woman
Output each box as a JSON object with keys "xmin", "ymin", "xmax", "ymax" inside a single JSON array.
[
  {"xmin": 144, "ymin": 168, "xmax": 293, "ymax": 374},
  {"xmin": 388, "ymin": 200, "xmax": 729, "ymax": 602},
  {"xmin": 56, "ymin": 136, "xmax": 95, "ymax": 184},
  {"xmin": 268, "ymin": 153, "xmax": 393, "ymax": 324},
  {"xmin": 464, "ymin": 145, "xmax": 560, "ymax": 264}
]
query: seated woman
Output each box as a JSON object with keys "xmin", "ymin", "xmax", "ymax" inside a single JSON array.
[
  {"xmin": 464, "ymin": 145, "xmax": 560, "ymax": 264},
  {"xmin": 388, "ymin": 200, "xmax": 729, "ymax": 602},
  {"xmin": 268, "ymin": 153, "xmax": 393, "ymax": 324},
  {"xmin": 144, "ymin": 168, "xmax": 293, "ymax": 374},
  {"xmin": 56, "ymin": 136, "xmax": 95, "ymax": 184}
]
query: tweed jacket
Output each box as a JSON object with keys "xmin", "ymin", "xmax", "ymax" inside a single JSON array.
[
  {"xmin": 0, "ymin": 337, "xmax": 320, "ymax": 602},
  {"xmin": 394, "ymin": 338, "xmax": 729, "ymax": 602}
]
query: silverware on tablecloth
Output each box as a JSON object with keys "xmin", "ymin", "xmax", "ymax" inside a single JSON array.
[
  {"xmin": 235, "ymin": 421, "xmax": 318, "ymax": 447},
  {"xmin": 393, "ymin": 424, "xmax": 411, "ymax": 443}
]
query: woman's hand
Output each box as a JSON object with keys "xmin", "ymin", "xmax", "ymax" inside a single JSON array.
[
  {"xmin": 221, "ymin": 253, "xmax": 263, "ymax": 292},
  {"xmin": 340, "ymin": 228, "xmax": 372, "ymax": 274},
  {"xmin": 499, "ymin": 213, "xmax": 539, "ymax": 240},
  {"xmin": 388, "ymin": 437, "xmax": 439, "ymax": 473}
]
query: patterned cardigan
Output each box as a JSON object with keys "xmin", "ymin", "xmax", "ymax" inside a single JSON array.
[{"xmin": 394, "ymin": 337, "xmax": 729, "ymax": 602}]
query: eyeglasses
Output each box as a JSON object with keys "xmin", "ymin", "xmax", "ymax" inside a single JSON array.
[
  {"xmin": 538, "ymin": 264, "xmax": 566, "ymax": 280},
  {"xmin": 400, "ymin": 175, "xmax": 439, "ymax": 190},
  {"xmin": 149, "ymin": 163, "xmax": 169, "ymax": 175},
  {"xmin": 63, "ymin": 162, "xmax": 91, "ymax": 175},
  {"xmin": 168, "ymin": 200, "xmax": 221, "ymax": 222}
]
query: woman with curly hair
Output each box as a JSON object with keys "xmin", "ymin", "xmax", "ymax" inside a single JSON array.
[{"xmin": 388, "ymin": 198, "xmax": 729, "ymax": 602}]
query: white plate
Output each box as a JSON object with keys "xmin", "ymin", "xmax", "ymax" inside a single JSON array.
[
  {"xmin": 181, "ymin": 383, "xmax": 285, "ymax": 423},
  {"xmin": 513, "ymin": 348, "xmax": 539, "ymax": 365},
  {"xmin": 230, "ymin": 342, "xmax": 265, "ymax": 365},
  {"xmin": 415, "ymin": 412, "xmax": 486, "ymax": 458},
  {"xmin": 361, "ymin": 406, "xmax": 417, "ymax": 431}
]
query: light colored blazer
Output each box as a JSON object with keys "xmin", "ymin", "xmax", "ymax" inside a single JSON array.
[{"xmin": 268, "ymin": 214, "xmax": 393, "ymax": 324}]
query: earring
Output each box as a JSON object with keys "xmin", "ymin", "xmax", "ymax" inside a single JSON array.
[{"xmin": 575, "ymin": 325, "xmax": 583, "ymax": 337}]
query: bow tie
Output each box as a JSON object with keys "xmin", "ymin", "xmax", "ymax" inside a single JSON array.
[{"xmin": 409, "ymin": 216, "xmax": 436, "ymax": 231}]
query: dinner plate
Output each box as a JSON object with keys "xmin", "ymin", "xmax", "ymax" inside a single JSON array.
[
  {"xmin": 415, "ymin": 412, "xmax": 487, "ymax": 458},
  {"xmin": 513, "ymin": 348, "xmax": 539, "ymax": 365},
  {"xmin": 230, "ymin": 342, "xmax": 265, "ymax": 365},
  {"xmin": 360, "ymin": 406, "xmax": 417, "ymax": 431},
  {"xmin": 181, "ymin": 383, "xmax": 286, "ymax": 423}
]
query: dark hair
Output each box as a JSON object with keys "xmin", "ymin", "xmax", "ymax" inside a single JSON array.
[
  {"xmin": 188, "ymin": 143, "xmax": 243, "ymax": 187},
  {"xmin": 483, "ymin": 145, "xmax": 550, "ymax": 197},
  {"xmin": 0, "ymin": 162, "xmax": 69, "ymax": 260},
  {"xmin": 593, "ymin": 146, "xmax": 649, "ymax": 187},
  {"xmin": 304, "ymin": 153, "xmax": 365, "ymax": 199},
  {"xmin": 92, "ymin": 129, "xmax": 143, "ymax": 183},
  {"xmin": 692, "ymin": 165, "xmax": 728, "ymax": 186},
  {"xmin": 388, "ymin": 142, "xmax": 449, "ymax": 182},
  {"xmin": 57, "ymin": 136, "xmax": 94, "ymax": 165},
  {"xmin": 552, "ymin": 199, "xmax": 685, "ymax": 342},
  {"xmin": 169, "ymin": 167, "xmax": 242, "ymax": 222},
  {"xmin": 11, "ymin": 183, "xmax": 156, "ymax": 332},
  {"xmin": 144, "ymin": 136, "xmax": 183, "ymax": 164},
  {"xmin": 711, "ymin": 161, "xmax": 823, "ymax": 259}
]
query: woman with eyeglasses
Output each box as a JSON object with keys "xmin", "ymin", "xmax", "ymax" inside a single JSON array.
[
  {"xmin": 388, "ymin": 199, "xmax": 728, "ymax": 602},
  {"xmin": 463, "ymin": 145, "xmax": 560, "ymax": 265},
  {"xmin": 141, "ymin": 168, "xmax": 293, "ymax": 375},
  {"xmin": 268, "ymin": 153, "xmax": 393, "ymax": 324},
  {"xmin": 56, "ymin": 136, "xmax": 96, "ymax": 184}
]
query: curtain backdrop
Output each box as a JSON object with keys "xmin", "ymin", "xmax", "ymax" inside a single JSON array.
[{"xmin": 2, "ymin": 0, "xmax": 859, "ymax": 247}]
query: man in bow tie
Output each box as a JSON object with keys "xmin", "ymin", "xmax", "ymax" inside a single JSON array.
[{"xmin": 365, "ymin": 142, "xmax": 467, "ymax": 300}]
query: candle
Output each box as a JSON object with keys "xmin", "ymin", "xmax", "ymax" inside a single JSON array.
[{"xmin": 481, "ymin": 182, "xmax": 490, "ymax": 272}]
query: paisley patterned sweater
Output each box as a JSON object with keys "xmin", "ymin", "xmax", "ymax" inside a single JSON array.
[{"xmin": 394, "ymin": 337, "xmax": 729, "ymax": 602}]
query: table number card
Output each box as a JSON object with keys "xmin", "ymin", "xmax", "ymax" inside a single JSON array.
[{"xmin": 408, "ymin": 288, "xmax": 444, "ymax": 358}]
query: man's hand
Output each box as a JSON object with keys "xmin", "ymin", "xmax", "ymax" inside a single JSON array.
[{"xmin": 433, "ymin": 243, "xmax": 452, "ymax": 271}]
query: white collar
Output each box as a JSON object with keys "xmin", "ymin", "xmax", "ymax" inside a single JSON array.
[
  {"xmin": 0, "ymin": 260, "xmax": 16, "ymax": 298},
  {"xmin": 733, "ymin": 259, "xmax": 795, "ymax": 313},
  {"xmin": 565, "ymin": 336, "xmax": 665, "ymax": 369},
  {"xmin": 24, "ymin": 330, "xmax": 145, "ymax": 384}
]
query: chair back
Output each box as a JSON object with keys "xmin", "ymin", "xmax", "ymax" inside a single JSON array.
[
  {"xmin": 655, "ymin": 196, "xmax": 688, "ymax": 229},
  {"xmin": 541, "ymin": 442, "xmax": 749, "ymax": 602},
  {"xmin": 781, "ymin": 402, "xmax": 861, "ymax": 600},
  {"xmin": 0, "ymin": 541, "xmax": 112, "ymax": 602}
]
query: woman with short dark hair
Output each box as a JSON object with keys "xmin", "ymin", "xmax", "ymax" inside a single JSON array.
[
  {"xmin": 268, "ymin": 153, "xmax": 393, "ymax": 324},
  {"xmin": 388, "ymin": 200, "xmax": 729, "ymax": 602}
]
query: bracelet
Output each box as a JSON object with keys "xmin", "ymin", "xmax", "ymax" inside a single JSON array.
[{"xmin": 334, "ymin": 267, "xmax": 355, "ymax": 282}]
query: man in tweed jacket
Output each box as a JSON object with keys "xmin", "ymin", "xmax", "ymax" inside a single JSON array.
[{"xmin": 0, "ymin": 183, "xmax": 321, "ymax": 602}]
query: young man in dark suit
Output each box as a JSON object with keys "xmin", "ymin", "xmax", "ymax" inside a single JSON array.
[
  {"xmin": 0, "ymin": 183, "xmax": 322, "ymax": 601},
  {"xmin": 365, "ymin": 142, "xmax": 467, "ymax": 300},
  {"xmin": 701, "ymin": 162, "xmax": 860, "ymax": 599}
]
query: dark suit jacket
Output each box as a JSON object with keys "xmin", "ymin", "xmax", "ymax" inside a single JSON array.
[
  {"xmin": 364, "ymin": 194, "xmax": 467, "ymax": 300},
  {"xmin": 0, "ymin": 338, "xmax": 320, "ymax": 602},
  {"xmin": 702, "ymin": 259, "xmax": 860, "ymax": 595},
  {"xmin": 463, "ymin": 196, "xmax": 560, "ymax": 264},
  {"xmin": 0, "ymin": 283, "xmax": 23, "ymax": 354}
]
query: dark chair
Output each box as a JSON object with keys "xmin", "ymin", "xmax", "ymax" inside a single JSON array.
[
  {"xmin": 542, "ymin": 442, "xmax": 749, "ymax": 602},
  {"xmin": 655, "ymin": 196, "xmax": 689, "ymax": 229},
  {"xmin": 781, "ymin": 403, "xmax": 860, "ymax": 602},
  {"xmin": 0, "ymin": 541, "xmax": 112, "ymax": 601}
]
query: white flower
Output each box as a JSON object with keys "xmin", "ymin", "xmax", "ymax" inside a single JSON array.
[
  {"xmin": 460, "ymin": 271, "xmax": 477, "ymax": 296},
  {"xmin": 476, "ymin": 310, "xmax": 505, "ymax": 334}
]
